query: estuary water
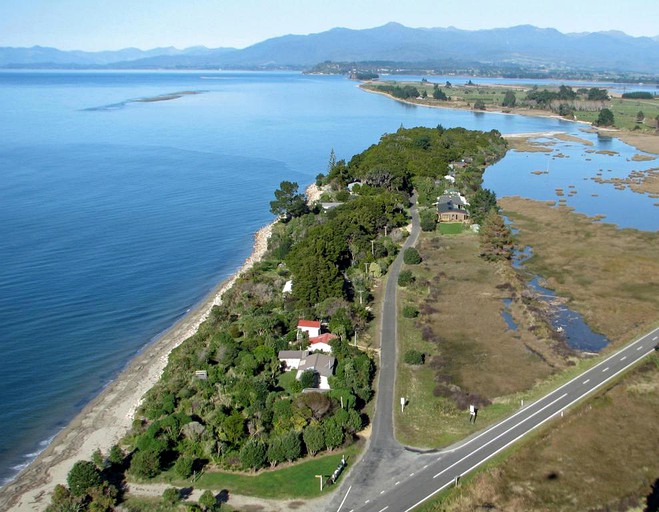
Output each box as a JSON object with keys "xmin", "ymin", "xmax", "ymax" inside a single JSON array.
[{"xmin": 0, "ymin": 70, "xmax": 656, "ymax": 485}]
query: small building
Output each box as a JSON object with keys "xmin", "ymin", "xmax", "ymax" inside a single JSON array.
[
  {"xmin": 437, "ymin": 192, "xmax": 470, "ymax": 224},
  {"xmin": 297, "ymin": 319, "xmax": 321, "ymax": 339},
  {"xmin": 309, "ymin": 333, "xmax": 338, "ymax": 353},
  {"xmin": 194, "ymin": 370, "xmax": 208, "ymax": 381},
  {"xmin": 296, "ymin": 353, "xmax": 336, "ymax": 390},
  {"xmin": 282, "ymin": 280, "xmax": 293, "ymax": 294},
  {"xmin": 278, "ymin": 350, "xmax": 309, "ymax": 370},
  {"xmin": 320, "ymin": 202, "xmax": 342, "ymax": 210}
]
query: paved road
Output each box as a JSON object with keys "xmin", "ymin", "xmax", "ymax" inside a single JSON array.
[
  {"xmin": 327, "ymin": 195, "xmax": 422, "ymax": 510},
  {"xmin": 333, "ymin": 326, "xmax": 658, "ymax": 512},
  {"xmin": 327, "ymin": 195, "xmax": 659, "ymax": 512}
]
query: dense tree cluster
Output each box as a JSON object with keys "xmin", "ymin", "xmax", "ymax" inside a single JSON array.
[
  {"xmin": 326, "ymin": 126, "xmax": 506, "ymax": 191},
  {"xmin": 373, "ymin": 84, "xmax": 420, "ymax": 99},
  {"xmin": 594, "ymin": 108, "xmax": 615, "ymax": 127},
  {"xmin": 479, "ymin": 210, "xmax": 514, "ymax": 261},
  {"xmin": 46, "ymin": 448, "xmax": 125, "ymax": 512},
  {"xmin": 57, "ymin": 126, "xmax": 509, "ymax": 506},
  {"xmin": 621, "ymin": 91, "xmax": 654, "ymax": 99}
]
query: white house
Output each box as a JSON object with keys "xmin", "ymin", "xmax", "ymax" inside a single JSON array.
[
  {"xmin": 297, "ymin": 319, "xmax": 321, "ymax": 339},
  {"xmin": 278, "ymin": 350, "xmax": 308, "ymax": 370},
  {"xmin": 308, "ymin": 333, "xmax": 337, "ymax": 354}
]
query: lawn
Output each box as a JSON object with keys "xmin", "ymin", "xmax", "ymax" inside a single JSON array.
[
  {"xmin": 169, "ymin": 442, "xmax": 363, "ymax": 499},
  {"xmin": 438, "ymin": 223, "xmax": 463, "ymax": 235}
]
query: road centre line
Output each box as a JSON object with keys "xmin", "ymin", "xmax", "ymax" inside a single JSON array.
[
  {"xmin": 583, "ymin": 379, "xmax": 590, "ymax": 384},
  {"xmin": 433, "ymin": 393, "xmax": 568, "ymax": 479},
  {"xmin": 377, "ymin": 507, "xmax": 389, "ymax": 512},
  {"xmin": 410, "ymin": 347, "xmax": 656, "ymax": 512},
  {"xmin": 442, "ymin": 327, "xmax": 658, "ymax": 455},
  {"xmin": 602, "ymin": 367, "xmax": 609, "ymax": 372},
  {"xmin": 621, "ymin": 356, "xmax": 627, "ymax": 361},
  {"xmin": 653, "ymin": 336, "xmax": 657, "ymax": 341}
]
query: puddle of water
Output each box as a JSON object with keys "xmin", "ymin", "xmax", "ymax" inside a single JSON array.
[
  {"xmin": 501, "ymin": 298, "xmax": 519, "ymax": 331},
  {"xmin": 528, "ymin": 276, "xmax": 609, "ymax": 352},
  {"xmin": 507, "ymin": 235, "xmax": 609, "ymax": 352}
]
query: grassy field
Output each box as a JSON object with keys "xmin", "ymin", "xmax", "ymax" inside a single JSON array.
[
  {"xmin": 152, "ymin": 441, "xmax": 363, "ymax": 499},
  {"xmin": 416, "ymin": 354, "xmax": 659, "ymax": 512},
  {"xmin": 438, "ymin": 223, "xmax": 464, "ymax": 235},
  {"xmin": 394, "ymin": 229, "xmax": 570, "ymax": 448},
  {"xmin": 364, "ymin": 81, "xmax": 659, "ymax": 134},
  {"xmin": 404, "ymin": 198, "xmax": 659, "ymax": 510}
]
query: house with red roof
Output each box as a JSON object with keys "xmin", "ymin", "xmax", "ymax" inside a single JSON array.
[
  {"xmin": 309, "ymin": 333, "xmax": 337, "ymax": 354},
  {"xmin": 297, "ymin": 319, "xmax": 321, "ymax": 339}
]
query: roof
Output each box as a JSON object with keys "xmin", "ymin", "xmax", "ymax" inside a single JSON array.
[
  {"xmin": 298, "ymin": 319, "xmax": 321, "ymax": 329},
  {"xmin": 278, "ymin": 350, "xmax": 308, "ymax": 360},
  {"xmin": 298, "ymin": 353, "xmax": 336, "ymax": 378},
  {"xmin": 310, "ymin": 333, "xmax": 338, "ymax": 345},
  {"xmin": 438, "ymin": 203, "xmax": 470, "ymax": 215}
]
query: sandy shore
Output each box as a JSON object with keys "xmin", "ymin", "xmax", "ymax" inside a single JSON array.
[
  {"xmin": 0, "ymin": 221, "xmax": 276, "ymax": 511},
  {"xmin": 361, "ymin": 85, "xmax": 659, "ymax": 155}
]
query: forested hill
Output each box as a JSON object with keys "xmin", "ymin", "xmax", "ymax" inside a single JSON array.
[
  {"xmin": 45, "ymin": 126, "xmax": 510, "ymax": 510},
  {"xmin": 2, "ymin": 24, "xmax": 657, "ymax": 74}
]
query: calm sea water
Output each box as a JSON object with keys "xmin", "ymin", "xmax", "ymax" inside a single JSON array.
[{"xmin": 0, "ymin": 70, "xmax": 656, "ymax": 485}]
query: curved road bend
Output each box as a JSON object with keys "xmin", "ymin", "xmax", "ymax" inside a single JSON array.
[{"xmin": 334, "ymin": 325, "xmax": 659, "ymax": 512}]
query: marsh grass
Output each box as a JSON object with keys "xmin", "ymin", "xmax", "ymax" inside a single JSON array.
[
  {"xmin": 501, "ymin": 197, "xmax": 659, "ymax": 345},
  {"xmin": 394, "ymin": 230, "xmax": 563, "ymax": 448},
  {"xmin": 418, "ymin": 355, "xmax": 659, "ymax": 512}
]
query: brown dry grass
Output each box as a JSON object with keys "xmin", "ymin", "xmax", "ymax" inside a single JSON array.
[
  {"xmin": 553, "ymin": 132, "xmax": 594, "ymax": 146},
  {"xmin": 616, "ymin": 131, "xmax": 659, "ymax": 155},
  {"xmin": 423, "ymin": 355, "xmax": 659, "ymax": 512},
  {"xmin": 500, "ymin": 197, "xmax": 659, "ymax": 346},
  {"xmin": 592, "ymin": 167, "xmax": 659, "ymax": 196},
  {"xmin": 505, "ymin": 137, "xmax": 554, "ymax": 153},
  {"xmin": 394, "ymin": 230, "xmax": 570, "ymax": 448}
]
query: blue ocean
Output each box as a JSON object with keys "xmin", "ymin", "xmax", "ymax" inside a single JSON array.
[{"xmin": 0, "ymin": 71, "xmax": 656, "ymax": 485}]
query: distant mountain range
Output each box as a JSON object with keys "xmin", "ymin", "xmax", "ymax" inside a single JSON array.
[{"xmin": 1, "ymin": 23, "xmax": 658, "ymax": 74}]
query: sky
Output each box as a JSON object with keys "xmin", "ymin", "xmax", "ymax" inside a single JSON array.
[{"xmin": 2, "ymin": 0, "xmax": 658, "ymax": 51}]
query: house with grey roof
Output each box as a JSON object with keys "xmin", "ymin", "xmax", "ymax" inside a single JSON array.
[
  {"xmin": 296, "ymin": 353, "xmax": 336, "ymax": 390},
  {"xmin": 437, "ymin": 191, "xmax": 470, "ymax": 223}
]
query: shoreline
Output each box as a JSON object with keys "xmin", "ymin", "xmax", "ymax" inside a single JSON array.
[
  {"xmin": 360, "ymin": 84, "xmax": 659, "ymax": 155},
  {"xmin": 0, "ymin": 220, "xmax": 277, "ymax": 511}
]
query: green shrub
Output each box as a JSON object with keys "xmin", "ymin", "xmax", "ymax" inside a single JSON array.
[
  {"xmin": 403, "ymin": 247, "xmax": 422, "ymax": 264},
  {"xmin": 420, "ymin": 209, "xmax": 437, "ymax": 232},
  {"xmin": 398, "ymin": 270, "xmax": 414, "ymax": 287},
  {"xmin": 404, "ymin": 349, "xmax": 425, "ymax": 365},
  {"xmin": 129, "ymin": 449, "xmax": 162, "ymax": 479},
  {"xmin": 300, "ymin": 369, "xmax": 318, "ymax": 389},
  {"xmin": 402, "ymin": 305, "xmax": 419, "ymax": 318},
  {"xmin": 174, "ymin": 455, "xmax": 194, "ymax": 479},
  {"xmin": 67, "ymin": 460, "xmax": 102, "ymax": 497},
  {"xmin": 163, "ymin": 487, "xmax": 181, "ymax": 506}
]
